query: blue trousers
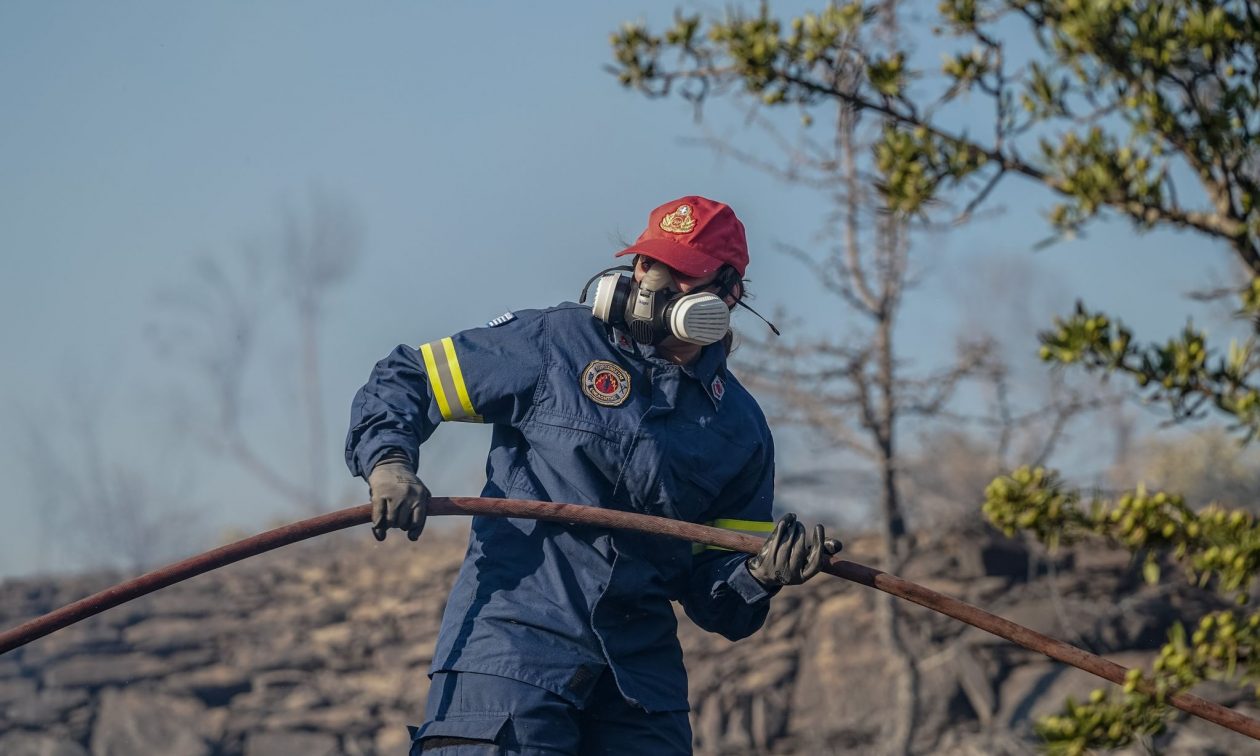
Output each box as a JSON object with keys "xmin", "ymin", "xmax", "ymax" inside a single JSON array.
[{"xmin": 409, "ymin": 670, "xmax": 692, "ymax": 755}]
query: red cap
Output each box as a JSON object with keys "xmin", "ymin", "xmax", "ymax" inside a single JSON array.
[{"xmin": 615, "ymin": 196, "xmax": 749, "ymax": 277}]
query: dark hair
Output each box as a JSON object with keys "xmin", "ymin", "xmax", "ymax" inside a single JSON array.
[{"xmin": 718, "ymin": 265, "xmax": 748, "ymax": 355}]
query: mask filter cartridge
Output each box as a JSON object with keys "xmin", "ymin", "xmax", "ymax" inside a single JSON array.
[{"xmin": 668, "ymin": 294, "xmax": 730, "ymax": 345}]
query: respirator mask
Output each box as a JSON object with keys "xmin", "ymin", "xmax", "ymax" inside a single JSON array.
[{"xmin": 580, "ymin": 263, "xmax": 732, "ymax": 346}]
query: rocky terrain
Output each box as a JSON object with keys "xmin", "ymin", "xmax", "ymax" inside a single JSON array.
[{"xmin": 1, "ymin": 522, "xmax": 1257, "ymax": 755}]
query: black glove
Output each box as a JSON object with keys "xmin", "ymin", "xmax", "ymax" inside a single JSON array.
[
  {"xmin": 746, "ymin": 513, "xmax": 842, "ymax": 588},
  {"xmin": 367, "ymin": 458, "xmax": 430, "ymax": 542}
]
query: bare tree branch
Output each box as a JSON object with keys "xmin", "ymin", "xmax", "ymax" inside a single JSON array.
[{"xmin": 149, "ymin": 190, "xmax": 362, "ymax": 515}]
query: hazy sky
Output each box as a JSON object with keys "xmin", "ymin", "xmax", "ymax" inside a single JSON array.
[{"xmin": 0, "ymin": 2, "xmax": 1244, "ymax": 576}]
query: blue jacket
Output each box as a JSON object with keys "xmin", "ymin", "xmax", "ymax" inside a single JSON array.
[{"xmin": 345, "ymin": 303, "xmax": 778, "ymax": 712}]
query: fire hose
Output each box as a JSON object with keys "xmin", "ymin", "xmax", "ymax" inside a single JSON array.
[{"xmin": 1, "ymin": 496, "xmax": 1257, "ymax": 741}]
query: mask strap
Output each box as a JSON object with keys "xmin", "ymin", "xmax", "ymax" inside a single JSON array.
[
  {"xmin": 579, "ymin": 265, "xmax": 635, "ymax": 304},
  {"xmin": 715, "ymin": 267, "xmax": 782, "ymax": 337},
  {"xmin": 734, "ymin": 298, "xmax": 781, "ymax": 336}
]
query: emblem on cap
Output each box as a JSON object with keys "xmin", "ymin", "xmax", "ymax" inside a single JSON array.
[
  {"xmin": 659, "ymin": 204, "xmax": 696, "ymax": 234},
  {"xmin": 582, "ymin": 360, "xmax": 631, "ymax": 407}
]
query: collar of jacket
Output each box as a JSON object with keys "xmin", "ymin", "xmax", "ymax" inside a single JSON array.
[
  {"xmin": 608, "ymin": 325, "xmax": 729, "ymax": 410},
  {"xmin": 686, "ymin": 341, "xmax": 729, "ymax": 410}
]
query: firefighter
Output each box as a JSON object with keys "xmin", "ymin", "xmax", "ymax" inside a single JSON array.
[{"xmin": 345, "ymin": 196, "xmax": 839, "ymax": 754}]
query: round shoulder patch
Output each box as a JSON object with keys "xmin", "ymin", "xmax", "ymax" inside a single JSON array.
[{"xmin": 581, "ymin": 360, "xmax": 631, "ymax": 407}]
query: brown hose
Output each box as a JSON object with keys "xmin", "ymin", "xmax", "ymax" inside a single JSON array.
[{"xmin": 1, "ymin": 496, "xmax": 1257, "ymax": 740}]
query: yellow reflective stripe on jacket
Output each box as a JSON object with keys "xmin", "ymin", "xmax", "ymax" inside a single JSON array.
[
  {"xmin": 418, "ymin": 342, "xmax": 454, "ymax": 420},
  {"xmin": 713, "ymin": 518, "xmax": 775, "ymax": 534},
  {"xmin": 692, "ymin": 518, "xmax": 775, "ymax": 554},
  {"xmin": 442, "ymin": 337, "xmax": 480, "ymax": 421},
  {"xmin": 418, "ymin": 337, "xmax": 483, "ymax": 423}
]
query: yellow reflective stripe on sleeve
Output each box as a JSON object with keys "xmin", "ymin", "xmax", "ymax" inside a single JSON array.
[
  {"xmin": 441, "ymin": 337, "xmax": 482, "ymax": 422},
  {"xmin": 712, "ymin": 518, "xmax": 775, "ymax": 533},
  {"xmin": 693, "ymin": 518, "xmax": 775, "ymax": 554},
  {"xmin": 418, "ymin": 337, "xmax": 483, "ymax": 423},
  {"xmin": 419, "ymin": 342, "xmax": 455, "ymax": 421}
]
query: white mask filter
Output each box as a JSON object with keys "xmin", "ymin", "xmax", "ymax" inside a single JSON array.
[
  {"xmin": 668, "ymin": 293, "xmax": 730, "ymax": 345},
  {"xmin": 590, "ymin": 273, "xmax": 624, "ymax": 323}
]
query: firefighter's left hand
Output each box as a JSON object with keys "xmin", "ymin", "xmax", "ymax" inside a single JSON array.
[{"xmin": 746, "ymin": 513, "xmax": 842, "ymax": 588}]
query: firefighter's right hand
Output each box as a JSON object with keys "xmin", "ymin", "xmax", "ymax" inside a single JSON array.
[{"xmin": 368, "ymin": 460, "xmax": 430, "ymax": 542}]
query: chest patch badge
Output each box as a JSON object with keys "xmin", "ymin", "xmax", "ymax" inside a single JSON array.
[
  {"xmin": 582, "ymin": 360, "xmax": 631, "ymax": 407},
  {"xmin": 711, "ymin": 375, "xmax": 725, "ymax": 401}
]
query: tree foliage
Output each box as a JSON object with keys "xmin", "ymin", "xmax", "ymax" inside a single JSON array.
[
  {"xmin": 984, "ymin": 466, "xmax": 1260, "ymax": 752},
  {"xmin": 1041, "ymin": 292, "xmax": 1260, "ymax": 440},
  {"xmin": 980, "ymin": 281, "xmax": 1260, "ymax": 751},
  {"xmin": 610, "ymin": 0, "xmax": 1260, "ymax": 263}
]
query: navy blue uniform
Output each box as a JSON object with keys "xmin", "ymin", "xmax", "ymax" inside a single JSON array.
[{"xmin": 345, "ymin": 303, "xmax": 778, "ymax": 752}]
